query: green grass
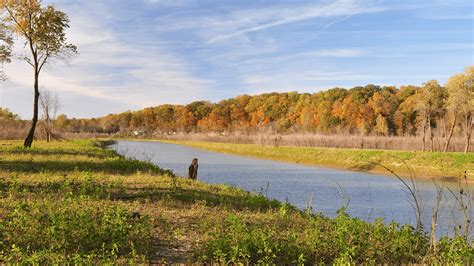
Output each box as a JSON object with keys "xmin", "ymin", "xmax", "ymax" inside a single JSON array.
[
  {"xmin": 0, "ymin": 139, "xmax": 472, "ymax": 263},
  {"xmin": 160, "ymin": 140, "xmax": 474, "ymax": 180}
]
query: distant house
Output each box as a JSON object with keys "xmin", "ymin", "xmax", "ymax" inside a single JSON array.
[{"xmin": 132, "ymin": 130, "xmax": 144, "ymax": 136}]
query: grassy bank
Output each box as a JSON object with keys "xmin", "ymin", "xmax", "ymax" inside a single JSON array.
[
  {"xmin": 0, "ymin": 140, "xmax": 472, "ymax": 263},
  {"xmin": 161, "ymin": 140, "xmax": 474, "ymax": 181}
]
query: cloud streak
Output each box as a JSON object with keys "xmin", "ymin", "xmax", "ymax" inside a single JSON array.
[{"xmin": 206, "ymin": 0, "xmax": 385, "ymax": 43}]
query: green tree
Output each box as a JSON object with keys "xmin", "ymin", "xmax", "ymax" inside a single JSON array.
[
  {"xmin": 1, "ymin": 0, "xmax": 77, "ymax": 147},
  {"xmin": 394, "ymin": 86, "xmax": 418, "ymax": 135},
  {"xmin": 446, "ymin": 66, "xmax": 474, "ymax": 153},
  {"xmin": 465, "ymin": 66, "xmax": 474, "ymax": 153},
  {"xmin": 0, "ymin": 107, "xmax": 18, "ymax": 120},
  {"xmin": 415, "ymin": 80, "xmax": 444, "ymax": 151},
  {"xmin": 368, "ymin": 87, "xmax": 399, "ymax": 135},
  {"xmin": 374, "ymin": 114, "xmax": 389, "ymax": 136},
  {"xmin": 54, "ymin": 114, "xmax": 68, "ymax": 130},
  {"xmin": 445, "ymin": 74, "xmax": 465, "ymax": 152}
]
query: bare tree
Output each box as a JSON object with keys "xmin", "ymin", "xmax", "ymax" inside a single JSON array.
[{"xmin": 39, "ymin": 89, "xmax": 60, "ymax": 142}]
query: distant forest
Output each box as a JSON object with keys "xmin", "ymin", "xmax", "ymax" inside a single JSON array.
[{"xmin": 2, "ymin": 66, "xmax": 473, "ymax": 152}]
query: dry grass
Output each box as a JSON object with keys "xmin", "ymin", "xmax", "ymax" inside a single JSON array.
[
  {"xmin": 0, "ymin": 122, "xmax": 110, "ymax": 141},
  {"xmin": 2, "ymin": 123, "xmax": 470, "ymax": 152},
  {"xmin": 0, "ymin": 121, "xmax": 29, "ymax": 140},
  {"xmin": 154, "ymin": 132, "xmax": 471, "ymax": 152}
]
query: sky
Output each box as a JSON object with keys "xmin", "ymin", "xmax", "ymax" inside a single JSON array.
[{"xmin": 0, "ymin": 0, "xmax": 472, "ymax": 119}]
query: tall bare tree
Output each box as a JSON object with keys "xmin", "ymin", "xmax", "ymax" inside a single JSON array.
[
  {"xmin": 0, "ymin": 0, "xmax": 77, "ymax": 147},
  {"xmin": 39, "ymin": 89, "xmax": 60, "ymax": 142}
]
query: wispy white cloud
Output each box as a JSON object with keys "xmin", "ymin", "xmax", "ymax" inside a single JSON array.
[
  {"xmin": 206, "ymin": 0, "xmax": 385, "ymax": 43},
  {"xmin": 152, "ymin": 0, "xmax": 385, "ymax": 44}
]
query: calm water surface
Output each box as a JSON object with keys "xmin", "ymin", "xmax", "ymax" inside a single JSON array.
[{"xmin": 111, "ymin": 140, "xmax": 472, "ymax": 237}]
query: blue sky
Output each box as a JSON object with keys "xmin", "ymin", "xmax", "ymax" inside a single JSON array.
[{"xmin": 1, "ymin": 0, "xmax": 472, "ymax": 118}]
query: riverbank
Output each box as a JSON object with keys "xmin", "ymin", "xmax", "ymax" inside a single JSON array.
[
  {"xmin": 0, "ymin": 140, "xmax": 471, "ymax": 264},
  {"xmin": 158, "ymin": 140, "xmax": 474, "ymax": 181}
]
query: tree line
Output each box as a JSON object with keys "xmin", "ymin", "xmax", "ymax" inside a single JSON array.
[{"xmin": 49, "ymin": 66, "xmax": 473, "ymax": 153}]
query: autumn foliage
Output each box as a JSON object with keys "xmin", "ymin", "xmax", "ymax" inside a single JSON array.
[{"xmin": 45, "ymin": 67, "xmax": 472, "ymax": 152}]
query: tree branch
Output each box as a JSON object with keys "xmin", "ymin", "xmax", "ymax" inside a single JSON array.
[
  {"xmin": 4, "ymin": 6, "xmax": 30, "ymax": 39},
  {"xmin": 38, "ymin": 54, "xmax": 48, "ymax": 73}
]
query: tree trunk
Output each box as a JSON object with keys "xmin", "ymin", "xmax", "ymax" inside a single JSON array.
[
  {"xmin": 421, "ymin": 115, "xmax": 427, "ymax": 152},
  {"xmin": 464, "ymin": 113, "xmax": 472, "ymax": 153},
  {"xmin": 23, "ymin": 71, "xmax": 39, "ymax": 148},
  {"xmin": 43, "ymin": 122, "xmax": 51, "ymax": 142},
  {"xmin": 428, "ymin": 115, "xmax": 434, "ymax": 152},
  {"xmin": 46, "ymin": 114, "xmax": 51, "ymax": 142},
  {"xmin": 444, "ymin": 114, "xmax": 457, "ymax": 152}
]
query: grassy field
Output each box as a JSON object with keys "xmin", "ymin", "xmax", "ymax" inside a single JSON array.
[
  {"xmin": 0, "ymin": 140, "xmax": 472, "ymax": 263},
  {"xmin": 161, "ymin": 140, "xmax": 474, "ymax": 181}
]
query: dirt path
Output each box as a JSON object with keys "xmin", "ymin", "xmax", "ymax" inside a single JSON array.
[{"xmin": 149, "ymin": 239, "xmax": 192, "ymax": 265}]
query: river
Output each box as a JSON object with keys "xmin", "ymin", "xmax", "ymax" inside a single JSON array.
[{"xmin": 111, "ymin": 140, "xmax": 472, "ymax": 238}]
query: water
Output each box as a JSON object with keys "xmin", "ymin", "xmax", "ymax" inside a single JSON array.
[{"xmin": 111, "ymin": 140, "xmax": 473, "ymax": 238}]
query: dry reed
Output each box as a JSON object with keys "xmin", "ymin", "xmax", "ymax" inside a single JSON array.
[{"xmin": 153, "ymin": 132, "xmax": 470, "ymax": 152}]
